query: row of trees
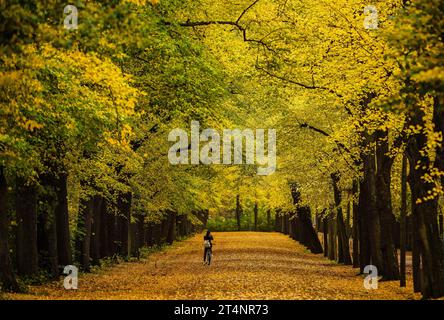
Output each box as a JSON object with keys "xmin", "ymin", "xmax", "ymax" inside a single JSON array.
[
  {"xmin": 0, "ymin": 0, "xmax": 230, "ymax": 292},
  {"xmin": 1, "ymin": 0, "xmax": 443, "ymax": 300},
  {"xmin": 269, "ymin": 0, "xmax": 443, "ymax": 299},
  {"xmin": 172, "ymin": 0, "xmax": 444, "ymax": 299}
]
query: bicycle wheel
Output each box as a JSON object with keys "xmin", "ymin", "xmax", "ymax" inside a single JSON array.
[{"xmin": 207, "ymin": 250, "xmax": 212, "ymax": 265}]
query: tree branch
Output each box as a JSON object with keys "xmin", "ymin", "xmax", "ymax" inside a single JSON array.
[
  {"xmin": 256, "ymin": 63, "xmax": 342, "ymax": 97},
  {"xmin": 297, "ymin": 121, "xmax": 361, "ymax": 167},
  {"xmin": 163, "ymin": 1, "xmax": 274, "ymax": 52},
  {"xmin": 236, "ymin": 0, "xmax": 260, "ymax": 24}
]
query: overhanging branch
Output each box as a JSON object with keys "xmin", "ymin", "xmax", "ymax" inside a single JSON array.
[
  {"xmin": 297, "ymin": 121, "xmax": 361, "ymax": 168},
  {"xmin": 163, "ymin": 0, "xmax": 275, "ymax": 52}
]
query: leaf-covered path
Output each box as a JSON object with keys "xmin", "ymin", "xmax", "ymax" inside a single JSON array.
[{"xmin": 5, "ymin": 232, "xmax": 419, "ymax": 300}]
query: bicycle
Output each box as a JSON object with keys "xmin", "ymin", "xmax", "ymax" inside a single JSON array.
[
  {"xmin": 204, "ymin": 241, "xmax": 214, "ymax": 265},
  {"xmin": 205, "ymin": 247, "xmax": 213, "ymax": 265}
]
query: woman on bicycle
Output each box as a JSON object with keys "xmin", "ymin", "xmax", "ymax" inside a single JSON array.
[{"xmin": 203, "ymin": 230, "xmax": 214, "ymax": 265}]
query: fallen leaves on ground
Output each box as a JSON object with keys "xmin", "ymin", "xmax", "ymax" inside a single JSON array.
[{"xmin": 4, "ymin": 232, "xmax": 420, "ymax": 300}]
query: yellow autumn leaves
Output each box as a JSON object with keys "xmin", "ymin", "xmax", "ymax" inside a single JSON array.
[{"xmin": 4, "ymin": 232, "xmax": 420, "ymax": 300}]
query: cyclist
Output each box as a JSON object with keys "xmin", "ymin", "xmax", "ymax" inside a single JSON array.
[{"xmin": 203, "ymin": 230, "xmax": 214, "ymax": 265}]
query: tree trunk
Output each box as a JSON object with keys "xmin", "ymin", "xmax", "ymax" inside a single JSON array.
[
  {"xmin": 91, "ymin": 195, "xmax": 103, "ymax": 265},
  {"xmin": 15, "ymin": 177, "xmax": 38, "ymax": 276},
  {"xmin": 166, "ymin": 211, "xmax": 176, "ymax": 244},
  {"xmin": 55, "ymin": 172, "xmax": 72, "ymax": 266},
  {"xmin": 352, "ymin": 180, "xmax": 360, "ymax": 268},
  {"xmin": 137, "ymin": 215, "xmax": 145, "ymax": 248},
  {"xmin": 129, "ymin": 219, "xmax": 138, "ymax": 257},
  {"xmin": 75, "ymin": 197, "xmax": 94, "ymax": 271},
  {"xmin": 358, "ymin": 179, "xmax": 370, "ymax": 273},
  {"xmin": 117, "ymin": 192, "xmax": 132, "ymax": 258},
  {"xmin": 0, "ymin": 166, "xmax": 19, "ymax": 292},
  {"xmin": 161, "ymin": 213, "xmax": 170, "ymax": 243},
  {"xmin": 400, "ymin": 153, "xmax": 407, "ymax": 287},
  {"xmin": 439, "ymin": 214, "xmax": 444, "ymax": 241},
  {"xmin": 297, "ymin": 206, "xmax": 323, "ymax": 254},
  {"xmin": 362, "ymin": 133, "xmax": 384, "ymax": 273},
  {"xmin": 323, "ymin": 216, "xmax": 329, "ymax": 258},
  {"xmin": 282, "ymin": 213, "xmax": 289, "ymax": 235},
  {"xmin": 253, "ymin": 202, "xmax": 258, "ymax": 231},
  {"xmin": 331, "ymin": 172, "xmax": 352, "ymax": 265},
  {"xmin": 267, "ymin": 209, "xmax": 271, "ymax": 231},
  {"xmin": 327, "ymin": 213, "xmax": 336, "ymax": 261},
  {"xmin": 375, "ymin": 130, "xmax": 399, "ymax": 280},
  {"xmin": 407, "ymin": 109, "xmax": 444, "ymax": 298},
  {"xmin": 235, "ymin": 194, "xmax": 242, "ymax": 231},
  {"xmin": 37, "ymin": 174, "xmax": 59, "ymax": 278},
  {"xmin": 153, "ymin": 222, "xmax": 162, "ymax": 245},
  {"xmin": 411, "ymin": 209, "xmax": 422, "ymax": 293},
  {"xmin": 274, "ymin": 209, "xmax": 281, "ymax": 232},
  {"xmin": 100, "ymin": 199, "xmax": 111, "ymax": 258},
  {"xmin": 433, "ymin": 96, "xmax": 444, "ymax": 189}
]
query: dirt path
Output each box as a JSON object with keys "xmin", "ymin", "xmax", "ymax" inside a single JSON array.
[{"xmin": 4, "ymin": 232, "xmax": 420, "ymax": 300}]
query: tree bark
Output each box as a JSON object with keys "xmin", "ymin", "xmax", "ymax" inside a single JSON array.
[
  {"xmin": 331, "ymin": 172, "xmax": 352, "ymax": 265},
  {"xmin": 37, "ymin": 174, "xmax": 59, "ymax": 278},
  {"xmin": 117, "ymin": 192, "xmax": 132, "ymax": 257},
  {"xmin": 75, "ymin": 196, "xmax": 94, "ymax": 271},
  {"xmin": 400, "ymin": 153, "xmax": 407, "ymax": 287},
  {"xmin": 166, "ymin": 211, "xmax": 176, "ymax": 244},
  {"xmin": 55, "ymin": 172, "xmax": 72, "ymax": 266},
  {"xmin": 375, "ymin": 130, "xmax": 399, "ymax": 280},
  {"xmin": 91, "ymin": 195, "xmax": 103, "ymax": 265},
  {"xmin": 274, "ymin": 209, "xmax": 281, "ymax": 232},
  {"xmin": 15, "ymin": 177, "xmax": 38, "ymax": 276},
  {"xmin": 327, "ymin": 212, "xmax": 336, "ymax": 261},
  {"xmin": 407, "ymin": 109, "xmax": 444, "ymax": 298},
  {"xmin": 352, "ymin": 180, "xmax": 360, "ymax": 268},
  {"xmin": 99, "ymin": 199, "xmax": 111, "ymax": 258},
  {"xmin": 235, "ymin": 194, "xmax": 242, "ymax": 231},
  {"xmin": 253, "ymin": 202, "xmax": 258, "ymax": 231},
  {"xmin": 323, "ymin": 216, "xmax": 329, "ymax": 258},
  {"xmin": 153, "ymin": 222, "xmax": 162, "ymax": 245},
  {"xmin": 362, "ymin": 133, "xmax": 384, "ymax": 273},
  {"xmin": 0, "ymin": 166, "xmax": 19, "ymax": 291},
  {"xmin": 358, "ymin": 179, "xmax": 370, "ymax": 273},
  {"xmin": 282, "ymin": 213, "xmax": 289, "ymax": 235},
  {"xmin": 297, "ymin": 206, "xmax": 323, "ymax": 254}
]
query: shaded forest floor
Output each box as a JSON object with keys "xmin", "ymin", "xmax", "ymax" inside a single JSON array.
[{"xmin": 4, "ymin": 232, "xmax": 420, "ymax": 300}]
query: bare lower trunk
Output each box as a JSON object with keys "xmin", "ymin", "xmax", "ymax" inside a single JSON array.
[
  {"xmin": 91, "ymin": 195, "xmax": 103, "ymax": 265},
  {"xmin": 76, "ymin": 196, "xmax": 94, "ymax": 271},
  {"xmin": 407, "ymin": 109, "xmax": 444, "ymax": 298},
  {"xmin": 352, "ymin": 180, "xmax": 360, "ymax": 268},
  {"xmin": 235, "ymin": 195, "xmax": 242, "ymax": 231},
  {"xmin": 400, "ymin": 154, "xmax": 407, "ymax": 287},
  {"xmin": 166, "ymin": 211, "xmax": 176, "ymax": 244},
  {"xmin": 55, "ymin": 172, "xmax": 72, "ymax": 266},
  {"xmin": 15, "ymin": 177, "xmax": 38, "ymax": 276},
  {"xmin": 0, "ymin": 166, "xmax": 19, "ymax": 292},
  {"xmin": 37, "ymin": 174, "xmax": 59, "ymax": 278},
  {"xmin": 117, "ymin": 192, "xmax": 132, "ymax": 257},
  {"xmin": 254, "ymin": 202, "xmax": 258, "ymax": 231},
  {"xmin": 358, "ymin": 179, "xmax": 370, "ymax": 273},
  {"xmin": 375, "ymin": 130, "xmax": 399, "ymax": 280},
  {"xmin": 331, "ymin": 172, "xmax": 352, "ymax": 265}
]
